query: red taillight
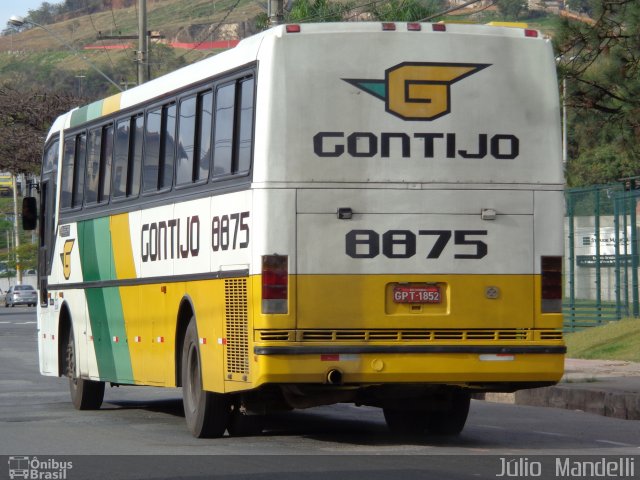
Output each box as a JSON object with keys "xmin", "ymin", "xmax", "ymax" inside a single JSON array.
[
  {"xmin": 262, "ymin": 255, "xmax": 288, "ymax": 314},
  {"xmin": 541, "ymin": 256, "xmax": 562, "ymax": 313},
  {"xmin": 286, "ymin": 24, "xmax": 301, "ymax": 33},
  {"xmin": 407, "ymin": 23, "xmax": 421, "ymax": 31},
  {"xmin": 432, "ymin": 23, "xmax": 446, "ymax": 32},
  {"xmin": 382, "ymin": 23, "xmax": 396, "ymax": 31},
  {"xmin": 524, "ymin": 29, "xmax": 538, "ymax": 38}
]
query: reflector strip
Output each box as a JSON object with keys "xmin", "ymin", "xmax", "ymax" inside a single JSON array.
[
  {"xmin": 113, "ymin": 336, "xmax": 119, "ymax": 343},
  {"xmin": 432, "ymin": 23, "xmax": 446, "ymax": 32},
  {"xmin": 382, "ymin": 23, "xmax": 396, "ymax": 31},
  {"xmin": 156, "ymin": 336, "xmax": 164, "ymax": 343},
  {"xmin": 134, "ymin": 336, "xmax": 141, "ymax": 343},
  {"xmin": 479, "ymin": 354, "xmax": 515, "ymax": 361},
  {"xmin": 525, "ymin": 29, "xmax": 538, "ymax": 37},
  {"xmin": 199, "ymin": 338, "xmax": 207, "ymax": 345},
  {"xmin": 320, "ymin": 354, "xmax": 359, "ymax": 362},
  {"xmin": 286, "ymin": 24, "xmax": 301, "ymax": 33},
  {"xmin": 407, "ymin": 23, "xmax": 421, "ymax": 31},
  {"xmin": 218, "ymin": 338, "xmax": 227, "ymax": 345}
]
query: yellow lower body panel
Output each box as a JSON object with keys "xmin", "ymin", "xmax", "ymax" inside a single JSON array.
[{"xmin": 252, "ymin": 350, "xmax": 564, "ymax": 388}]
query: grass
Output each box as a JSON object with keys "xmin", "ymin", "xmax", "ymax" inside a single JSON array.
[{"xmin": 565, "ymin": 317, "xmax": 640, "ymax": 362}]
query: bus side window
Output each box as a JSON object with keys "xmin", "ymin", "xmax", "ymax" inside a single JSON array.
[
  {"xmin": 99, "ymin": 124, "xmax": 113, "ymax": 202},
  {"xmin": 85, "ymin": 128, "xmax": 102, "ymax": 204},
  {"xmin": 143, "ymin": 107, "xmax": 162, "ymax": 192},
  {"xmin": 176, "ymin": 96, "xmax": 197, "ymax": 185},
  {"xmin": 130, "ymin": 115, "xmax": 143, "ymax": 197},
  {"xmin": 113, "ymin": 119, "xmax": 130, "ymax": 198},
  {"xmin": 60, "ymin": 138, "xmax": 75, "ymax": 209},
  {"xmin": 160, "ymin": 103, "xmax": 176, "ymax": 190},
  {"xmin": 212, "ymin": 83, "xmax": 235, "ymax": 178},
  {"xmin": 198, "ymin": 91, "xmax": 213, "ymax": 181},
  {"xmin": 73, "ymin": 134, "xmax": 86, "ymax": 207},
  {"xmin": 237, "ymin": 77, "xmax": 254, "ymax": 173}
]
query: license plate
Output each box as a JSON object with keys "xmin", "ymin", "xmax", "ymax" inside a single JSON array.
[{"xmin": 393, "ymin": 285, "xmax": 441, "ymax": 304}]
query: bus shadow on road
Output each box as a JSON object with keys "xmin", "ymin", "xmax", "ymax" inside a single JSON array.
[
  {"xmin": 262, "ymin": 410, "xmax": 478, "ymax": 447},
  {"xmin": 103, "ymin": 398, "xmax": 185, "ymax": 418}
]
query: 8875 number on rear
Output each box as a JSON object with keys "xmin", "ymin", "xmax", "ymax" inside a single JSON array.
[{"xmin": 345, "ymin": 229, "xmax": 488, "ymax": 260}]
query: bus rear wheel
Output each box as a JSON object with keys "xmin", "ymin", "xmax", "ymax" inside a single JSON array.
[
  {"xmin": 182, "ymin": 317, "xmax": 231, "ymax": 438},
  {"xmin": 425, "ymin": 389, "xmax": 470, "ymax": 436},
  {"xmin": 66, "ymin": 328, "xmax": 104, "ymax": 410},
  {"xmin": 383, "ymin": 389, "xmax": 471, "ymax": 436}
]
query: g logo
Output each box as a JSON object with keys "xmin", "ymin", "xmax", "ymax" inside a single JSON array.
[
  {"xmin": 60, "ymin": 239, "xmax": 74, "ymax": 280},
  {"xmin": 344, "ymin": 62, "xmax": 490, "ymax": 121}
]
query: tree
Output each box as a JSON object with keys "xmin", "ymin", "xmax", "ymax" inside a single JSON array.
[
  {"xmin": 0, "ymin": 85, "xmax": 79, "ymax": 174},
  {"xmin": 286, "ymin": 0, "xmax": 353, "ymax": 22},
  {"xmin": 0, "ymin": 243, "xmax": 38, "ymax": 273},
  {"xmin": 555, "ymin": 0, "xmax": 640, "ymax": 186},
  {"xmin": 370, "ymin": 0, "xmax": 446, "ymax": 22},
  {"xmin": 495, "ymin": 0, "xmax": 528, "ymax": 19}
]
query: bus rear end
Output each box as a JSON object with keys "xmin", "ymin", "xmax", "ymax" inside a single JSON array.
[{"xmin": 249, "ymin": 23, "xmax": 564, "ymax": 434}]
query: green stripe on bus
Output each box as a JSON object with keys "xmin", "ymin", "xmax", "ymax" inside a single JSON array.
[
  {"xmin": 78, "ymin": 218, "xmax": 133, "ymax": 383},
  {"xmin": 87, "ymin": 101, "xmax": 103, "ymax": 121},
  {"xmin": 70, "ymin": 106, "xmax": 89, "ymax": 128}
]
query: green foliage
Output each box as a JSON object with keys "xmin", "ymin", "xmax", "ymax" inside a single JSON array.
[
  {"xmin": 556, "ymin": 0, "xmax": 640, "ymax": 187},
  {"xmin": 565, "ymin": 317, "xmax": 640, "ymax": 362},
  {"xmin": 495, "ymin": 0, "xmax": 528, "ymax": 19},
  {"xmin": 0, "ymin": 242, "xmax": 38, "ymax": 272},
  {"xmin": 286, "ymin": 0, "xmax": 353, "ymax": 22},
  {"xmin": 370, "ymin": 0, "xmax": 446, "ymax": 22}
]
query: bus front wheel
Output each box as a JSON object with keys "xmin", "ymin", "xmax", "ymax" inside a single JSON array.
[
  {"xmin": 66, "ymin": 327, "xmax": 104, "ymax": 410},
  {"xmin": 182, "ymin": 317, "xmax": 231, "ymax": 438}
]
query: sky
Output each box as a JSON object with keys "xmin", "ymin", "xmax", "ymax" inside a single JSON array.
[{"xmin": 0, "ymin": 0, "xmax": 49, "ymax": 25}]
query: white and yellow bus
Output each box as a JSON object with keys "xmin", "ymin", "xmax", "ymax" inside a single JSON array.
[{"xmin": 25, "ymin": 22, "xmax": 565, "ymax": 438}]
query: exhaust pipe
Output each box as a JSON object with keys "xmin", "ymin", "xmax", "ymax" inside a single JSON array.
[{"xmin": 326, "ymin": 369, "xmax": 343, "ymax": 385}]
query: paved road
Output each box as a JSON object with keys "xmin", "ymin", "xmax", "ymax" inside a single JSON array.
[{"xmin": 1, "ymin": 308, "xmax": 638, "ymax": 479}]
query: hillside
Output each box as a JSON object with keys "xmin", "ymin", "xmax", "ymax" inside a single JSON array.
[{"xmin": 0, "ymin": 0, "xmax": 262, "ymax": 95}]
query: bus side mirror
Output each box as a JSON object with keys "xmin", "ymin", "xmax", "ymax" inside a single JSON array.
[{"xmin": 22, "ymin": 197, "xmax": 37, "ymax": 231}]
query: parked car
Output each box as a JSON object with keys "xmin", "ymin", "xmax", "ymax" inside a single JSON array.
[{"xmin": 5, "ymin": 285, "xmax": 37, "ymax": 307}]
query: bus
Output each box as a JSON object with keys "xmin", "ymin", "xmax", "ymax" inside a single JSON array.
[{"xmin": 25, "ymin": 22, "xmax": 565, "ymax": 438}]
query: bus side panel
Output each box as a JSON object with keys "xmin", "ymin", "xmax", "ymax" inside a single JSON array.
[
  {"xmin": 534, "ymin": 190, "xmax": 565, "ymax": 329},
  {"xmin": 77, "ymin": 218, "xmax": 134, "ymax": 384}
]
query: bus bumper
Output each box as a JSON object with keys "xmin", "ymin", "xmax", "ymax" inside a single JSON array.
[{"xmin": 251, "ymin": 346, "xmax": 565, "ymax": 391}]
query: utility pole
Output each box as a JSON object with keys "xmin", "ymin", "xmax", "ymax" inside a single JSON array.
[
  {"xmin": 138, "ymin": 0, "xmax": 149, "ymax": 85},
  {"xmin": 269, "ymin": 0, "xmax": 284, "ymax": 25},
  {"xmin": 12, "ymin": 175, "xmax": 21, "ymax": 285}
]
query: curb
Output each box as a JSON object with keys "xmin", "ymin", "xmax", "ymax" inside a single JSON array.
[{"xmin": 477, "ymin": 382, "xmax": 640, "ymax": 420}]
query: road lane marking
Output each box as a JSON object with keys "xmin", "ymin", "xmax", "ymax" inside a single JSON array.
[
  {"xmin": 533, "ymin": 430, "xmax": 570, "ymax": 438},
  {"xmin": 0, "ymin": 321, "xmax": 10, "ymax": 324},
  {"xmin": 596, "ymin": 440, "xmax": 635, "ymax": 447},
  {"xmin": 15, "ymin": 321, "xmax": 36, "ymax": 325}
]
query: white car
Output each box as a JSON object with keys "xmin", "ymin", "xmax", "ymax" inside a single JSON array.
[{"xmin": 5, "ymin": 285, "xmax": 37, "ymax": 307}]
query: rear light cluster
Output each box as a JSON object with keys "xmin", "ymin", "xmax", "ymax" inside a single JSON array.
[
  {"xmin": 541, "ymin": 256, "xmax": 562, "ymax": 313},
  {"xmin": 285, "ymin": 23, "xmax": 538, "ymax": 37},
  {"xmin": 262, "ymin": 255, "xmax": 288, "ymax": 314}
]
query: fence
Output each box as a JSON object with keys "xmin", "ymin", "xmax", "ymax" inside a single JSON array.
[{"xmin": 564, "ymin": 181, "xmax": 640, "ymax": 331}]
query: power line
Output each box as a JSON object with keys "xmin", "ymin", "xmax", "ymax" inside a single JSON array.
[
  {"xmin": 85, "ymin": 0, "xmax": 118, "ymax": 75},
  {"xmin": 176, "ymin": 0, "xmax": 243, "ymax": 62}
]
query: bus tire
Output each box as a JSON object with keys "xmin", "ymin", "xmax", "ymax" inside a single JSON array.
[
  {"xmin": 425, "ymin": 389, "xmax": 470, "ymax": 436},
  {"xmin": 66, "ymin": 328, "xmax": 105, "ymax": 410},
  {"xmin": 182, "ymin": 317, "xmax": 231, "ymax": 438},
  {"xmin": 383, "ymin": 408, "xmax": 429, "ymax": 435}
]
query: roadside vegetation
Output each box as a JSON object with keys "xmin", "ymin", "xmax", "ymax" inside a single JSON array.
[{"xmin": 565, "ymin": 318, "xmax": 640, "ymax": 363}]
